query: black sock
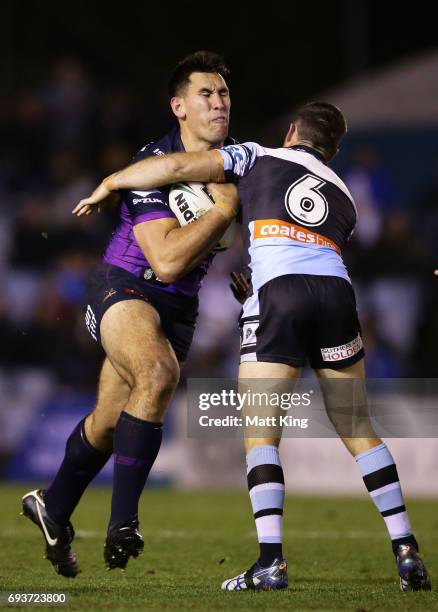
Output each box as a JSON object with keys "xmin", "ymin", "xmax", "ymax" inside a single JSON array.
[
  {"xmin": 44, "ymin": 418, "xmax": 111, "ymax": 524},
  {"xmin": 109, "ymin": 411, "xmax": 162, "ymax": 530},
  {"xmin": 392, "ymin": 534, "xmax": 419, "ymax": 557},
  {"xmin": 259, "ymin": 543, "xmax": 283, "ymax": 567}
]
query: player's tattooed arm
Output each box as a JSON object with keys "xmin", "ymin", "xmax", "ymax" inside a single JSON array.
[{"xmin": 72, "ymin": 150, "xmax": 225, "ymax": 217}]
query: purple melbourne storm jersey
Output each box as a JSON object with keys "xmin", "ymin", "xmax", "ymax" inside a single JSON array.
[
  {"xmin": 104, "ymin": 127, "xmax": 235, "ymax": 297},
  {"xmin": 218, "ymin": 142, "xmax": 357, "ymax": 292}
]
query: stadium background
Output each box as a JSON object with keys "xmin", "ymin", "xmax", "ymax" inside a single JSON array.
[{"xmin": 1, "ymin": 1, "xmax": 438, "ymax": 517}]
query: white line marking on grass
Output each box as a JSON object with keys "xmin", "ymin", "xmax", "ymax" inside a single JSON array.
[
  {"xmin": 77, "ymin": 529, "xmax": 196, "ymax": 539},
  {"xmin": 76, "ymin": 529, "xmax": 105, "ymax": 538},
  {"xmin": 243, "ymin": 530, "xmax": 387, "ymax": 540}
]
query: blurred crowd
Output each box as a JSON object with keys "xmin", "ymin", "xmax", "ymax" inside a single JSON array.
[
  {"xmin": 1, "ymin": 56, "xmax": 438, "ymax": 412},
  {"xmin": 342, "ymin": 145, "xmax": 438, "ymax": 377}
]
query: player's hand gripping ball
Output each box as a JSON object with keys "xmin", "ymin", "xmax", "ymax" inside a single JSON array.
[{"xmin": 169, "ymin": 181, "xmax": 235, "ymax": 251}]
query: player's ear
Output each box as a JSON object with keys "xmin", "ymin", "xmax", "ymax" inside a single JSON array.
[
  {"xmin": 283, "ymin": 122, "xmax": 296, "ymax": 147},
  {"xmin": 171, "ymin": 96, "xmax": 186, "ymax": 120}
]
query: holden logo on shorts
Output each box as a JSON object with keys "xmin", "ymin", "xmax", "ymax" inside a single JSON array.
[{"xmin": 144, "ymin": 268, "xmax": 154, "ymax": 280}]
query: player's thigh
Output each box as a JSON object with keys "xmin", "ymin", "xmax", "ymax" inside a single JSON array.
[
  {"xmin": 316, "ymin": 358, "xmax": 379, "ymax": 447},
  {"xmin": 315, "ymin": 357, "xmax": 365, "ymax": 380},
  {"xmin": 239, "ymin": 361, "xmax": 301, "ymax": 379},
  {"xmin": 315, "ymin": 357, "xmax": 366, "ymax": 416},
  {"xmin": 100, "ymin": 299, "xmax": 180, "ymax": 393},
  {"xmin": 315, "ymin": 357, "xmax": 366, "ymax": 424}
]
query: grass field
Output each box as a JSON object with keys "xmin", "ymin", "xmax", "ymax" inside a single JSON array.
[{"xmin": 0, "ymin": 484, "xmax": 437, "ymax": 611}]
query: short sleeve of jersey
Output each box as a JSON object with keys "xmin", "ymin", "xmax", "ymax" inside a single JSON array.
[
  {"xmin": 218, "ymin": 142, "xmax": 264, "ymax": 180},
  {"xmin": 124, "ymin": 143, "xmax": 176, "ymax": 225}
]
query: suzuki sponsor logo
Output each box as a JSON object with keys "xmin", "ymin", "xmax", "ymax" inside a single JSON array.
[
  {"xmin": 132, "ymin": 197, "xmax": 163, "ymax": 205},
  {"xmin": 320, "ymin": 334, "xmax": 363, "ymax": 362}
]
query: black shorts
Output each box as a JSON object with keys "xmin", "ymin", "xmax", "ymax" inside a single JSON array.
[
  {"xmin": 85, "ymin": 264, "xmax": 198, "ymax": 362},
  {"xmin": 239, "ymin": 274, "xmax": 364, "ymax": 370}
]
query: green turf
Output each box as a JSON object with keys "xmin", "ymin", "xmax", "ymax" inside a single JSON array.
[{"xmin": 0, "ymin": 484, "xmax": 437, "ymax": 611}]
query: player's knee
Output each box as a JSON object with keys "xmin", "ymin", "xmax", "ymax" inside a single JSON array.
[{"xmin": 134, "ymin": 357, "xmax": 179, "ymax": 401}]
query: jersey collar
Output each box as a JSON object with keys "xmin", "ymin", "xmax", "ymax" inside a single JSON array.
[
  {"xmin": 289, "ymin": 144, "xmax": 326, "ymax": 164},
  {"xmin": 172, "ymin": 128, "xmax": 186, "ymax": 152}
]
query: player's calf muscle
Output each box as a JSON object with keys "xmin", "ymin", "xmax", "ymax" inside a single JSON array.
[
  {"xmin": 84, "ymin": 359, "xmax": 131, "ymax": 452},
  {"xmin": 85, "ymin": 413, "xmax": 114, "ymax": 453}
]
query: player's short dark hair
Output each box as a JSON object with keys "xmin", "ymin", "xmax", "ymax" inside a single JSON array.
[
  {"xmin": 168, "ymin": 50, "xmax": 230, "ymax": 97},
  {"xmin": 293, "ymin": 102, "xmax": 347, "ymax": 160}
]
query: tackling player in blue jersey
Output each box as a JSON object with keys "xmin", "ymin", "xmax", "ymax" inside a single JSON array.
[
  {"xmin": 22, "ymin": 51, "xmax": 238, "ymax": 577},
  {"xmin": 77, "ymin": 102, "xmax": 431, "ymax": 593}
]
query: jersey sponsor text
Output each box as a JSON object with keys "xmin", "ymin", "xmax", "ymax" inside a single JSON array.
[
  {"xmin": 253, "ymin": 219, "xmax": 341, "ymax": 253},
  {"xmin": 320, "ymin": 334, "xmax": 363, "ymax": 362}
]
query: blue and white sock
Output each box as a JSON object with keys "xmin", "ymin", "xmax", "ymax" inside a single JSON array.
[
  {"xmin": 355, "ymin": 443, "xmax": 418, "ymax": 555},
  {"xmin": 246, "ymin": 445, "xmax": 285, "ymax": 566}
]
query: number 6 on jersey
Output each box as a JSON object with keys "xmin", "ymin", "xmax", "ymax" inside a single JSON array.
[{"xmin": 285, "ymin": 174, "xmax": 328, "ymax": 226}]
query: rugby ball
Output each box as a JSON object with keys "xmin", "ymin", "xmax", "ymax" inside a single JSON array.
[{"xmin": 168, "ymin": 181, "xmax": 235, "ymax": 251}]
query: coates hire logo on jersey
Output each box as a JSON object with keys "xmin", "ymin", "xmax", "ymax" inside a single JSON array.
[
  {"xmin": 320, "ymin": 335, "xmax": 363, "ymax": 362},
  {"xmin": 253, "ymin": 219, "xmax": 341, "ymax": 254}
]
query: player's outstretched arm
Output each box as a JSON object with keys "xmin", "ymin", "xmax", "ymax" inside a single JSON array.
[{"xmin": 72, "ymin": 150, "xmax": 225, "ymax": 217}]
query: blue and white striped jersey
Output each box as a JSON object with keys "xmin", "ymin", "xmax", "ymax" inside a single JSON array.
[{"xmin": 218, "ymin": 142, "xmax": 357, "ymax": 291}]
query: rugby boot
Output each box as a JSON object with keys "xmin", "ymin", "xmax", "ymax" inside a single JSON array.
[
  {"xmin": 22, "ymin": 489, "xmax": 79, "ymax": 578},
  {"xmin": 104, "ymin": 518, "xmax": 144, "ymax": 570},
  {"xmin": 396, "ymin": 543, "xmax": 431, "ymax": 591},
  {"xmin": 221, "ymin": 557, "xmax": 288, "ymax": 591}
]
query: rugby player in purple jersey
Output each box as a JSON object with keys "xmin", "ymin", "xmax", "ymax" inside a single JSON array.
[{"xmin": 22, "ymin": 51, "xmax": 238, "ymax": 577}]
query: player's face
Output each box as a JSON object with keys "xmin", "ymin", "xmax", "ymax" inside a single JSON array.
[{"xmin": 174, "ymin": 72, "xmax": 231, "ymax": 148}]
